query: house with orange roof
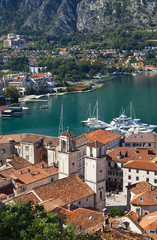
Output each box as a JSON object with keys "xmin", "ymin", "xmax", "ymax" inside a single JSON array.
[
  {"xmin": 140, "ymin": 211, "xmax": 157, "ymax": 240},
  {"xmin": 0, "ymin": 158, "xmax": 58, "ymax": 202},
  {"xmin": 126, "ymin": 181, "xmax": 157, "ymax": 218},
  {"xmin": 7, "ymin": 174, "xmax": 95, "ymax": 212},
  {"xmin": 130, "ymin": 188, "xmax": 157, "ymax": 216},
  {"xmin": 119, "ymin": 211, "xmax": 148, "ymax": 236},
  {"xmin": 106, "ymin": 147, "xmax": 157, "ymax": 191},
  {"xmin": 123, "ymin": 132, "xmax": 157, "ymax": 149},
  {"xmin": 30, "ymin": 72, "xmax": 55, "ymax": 92},
  {"xmin": 3, "ymin": 73, "xmax": 34, "ymax": 96},
  {"xmin": 53, "ymin": 207, "xmax": 107, "ymax": 234},
  {"xmin": 123, "ymin": 158, "xmax": 157, "ymax": 194}
]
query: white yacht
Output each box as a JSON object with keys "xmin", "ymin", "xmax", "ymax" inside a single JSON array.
[
  {"xmin": 82, "ymin": 101, "xmax": 110, "ymax": 129},
  {"xmin": 82, "ymin": 101, "xmax": 157, "ymax": 135}
]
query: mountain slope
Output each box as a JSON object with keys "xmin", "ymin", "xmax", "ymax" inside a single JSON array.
[{"xmin": 0, "ymin": 0, "xmax": 156, "ymax": 36}]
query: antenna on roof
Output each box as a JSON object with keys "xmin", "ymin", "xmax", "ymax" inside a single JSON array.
[{"xmin": 58, "ymin": 104, "xmax": 63, "ymax": 136}]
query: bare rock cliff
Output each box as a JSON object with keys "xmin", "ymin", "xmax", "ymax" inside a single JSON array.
[{"xmin": 0, "ymin": 0, "xmax": 156, "ymax": 35}]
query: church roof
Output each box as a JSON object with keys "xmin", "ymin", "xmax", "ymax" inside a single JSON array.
[
  {"xmin": 87, "ymin": 140, "xmax": 104, "ymax": 148},
  {"xmin": 61, "ymin": 130, "xmax": 76, "ymax": 137}
]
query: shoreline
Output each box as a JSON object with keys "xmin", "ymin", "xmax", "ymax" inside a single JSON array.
[{"xmin": 22, "ymin": 76, "xmax": 114, "ymax": 102}]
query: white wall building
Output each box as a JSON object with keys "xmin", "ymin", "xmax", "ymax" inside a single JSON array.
[{"xmin": 123, "ymin": 159, "xmax": 157, "ymax": 194}]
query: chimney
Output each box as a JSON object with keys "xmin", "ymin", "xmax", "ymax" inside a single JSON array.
[
  {"xmin": 67, "ymin": 203, "xmax": 71, "ymax": 211},
  {"xmin": 102, "ymin": 208, "xmax": 107, "ymax": 216},
  {"xmin": 19, "ymin": 171, "xmax": 22, "ymax": 175},
  {"xmin": 27, "ymin": 168, "xmax": 30, "ymax": 173},
  {"xmin": 150, "ymin": 185, "xmax": 153, "ymax": 191},
  {"xmin": 125, "ymin": 151, "xmax": 128, "ymax": 157},
  {"xmin": 136, "ymin": 208, "xmax": 140, "ymax": 221},
  {"xmin": 101, "ymin": 225, "xmax": 105, "ymax": 233},
  {"xmin": 40, "ymin": 164, "xmax": 44, "ymax": 169}
]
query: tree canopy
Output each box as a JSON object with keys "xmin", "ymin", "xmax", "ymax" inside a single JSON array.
[
  {"xmin": 0, "ymin": 201, "xmax": 101, "ymax": 240},
  {"xmin": 108, "ymin": 207, "xmax": 124, "ymax": 217},
  {"xmin": 3, "ymin": 85, "xmax": 19, "ymax": 102}
]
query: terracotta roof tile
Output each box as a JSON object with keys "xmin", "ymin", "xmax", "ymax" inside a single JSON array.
[
  {"xmin": 126, "ymin": 211, "xmax": 139, "ymax": 221},
  {"xmin": 61, "ymin": 130, "xmax": 76, "ymax": 137},
  {"xmin": 140, "ymin": 211, "xmax": 157, "ymax": 229},
  {"xmin": 87, "ymin": 140, "xmax": 104, "ymax": 148},
  {"xmin": 125, "ymin": 133, "xmax": 157, "ymax": 143},
  {"xmin": 127, "ymin": 181, "xmax": 154, "ymax": 194},
  {"xmin": 123, "ymin": 160, "xmax": 157, "ymax": 171},
  {"xmin": 0, "ymin": 161, "xmax": 58, "ymax": 187},
  {"xmin": 53, "ymin": 207, "xmax": 104, "ymax": 232},
  {"xmin": 85, "ymin": 129, "xmax": 121, "ymax": 145},
  {"xmin": 0, "ymin": 106, "xmax": 8, "ymax": 111},
  {"xmin": 106, "ymin": 147, "xmax": 157, "ymax": 163},
  {"xmin": 9, "ymin": 156, "xmax": 31, "ymax": 170},
  {"xmin": 21, "ymin": 134, "xmax": 44, "ymax": 143},
  {"xmin": 131, "ymin": 189, "xmax": 157, "ymax": 206},
  {"xmin": 34, "ymin": 174, "xmax": 94, "ymax": 204},
  {"xmin": 0, "ymin": 134, "xmax": 23, "ymax": 144},
  {"xmin": 43, "ymin": 136, "xmax": 59, "ymax": 148},
  {"xmin": 31, "ymin": 73, "xmax": 47, "ymax": 78},
  {"xmin": 13, "ymin": 191, "xmax": 41, "ymax": 205},
  {"xmin": 144, "ymin": 222, "xmax": 157, "ymax": 240},
  {"xmin": 76, "ymin": 135, "xmax": 89, "ymax": 147}
]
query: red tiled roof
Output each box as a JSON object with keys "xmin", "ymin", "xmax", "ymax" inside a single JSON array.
[
  {"xmin": 131, "ymin": 189, "xmax": 157, "ymax": 206},
  {"xmin": 9, "ymin": 156, "xmax": 31, "ymax": 169},
  {"xmin": 61, "ymin": 130, "xmax": 75, "ymax": 137},
  {"xmin": 33, "ymin": 174, "xmax": 94, "ymax": 206},
  {"xmin": 31, "ymin": 73, "xmax": 47, "ymax": 78},
  {"xmin": 127, "ymin": 181, "xmax": 154, "ymax": 195},
  {"xmin": 13, "ymin": 191, "xmax": 41, "ymax": 205},
  {"xmin": 0, "ymin": 106, "xmax": 8, "ymax": 111},
  {"xmin": 53, "ymin": 207, "xmax": 104, "ymax": 232},
  {"xmin": 85, "ymin": 129, "xmax": 121, "ymax": 145},
  {"xmin": 106, "ymin": 147, "xmax": 157, "ymax": 163},
  {"xmin": 123, "ymin": 160, "xmax": 157, "ymax": 171},
  {"xmin": 144, "ymin": 222, "xmax": 157, "ymax": 240},
  {"xmin": 0, "ymin": 161, "xmax": 58, "ymax": 187}
]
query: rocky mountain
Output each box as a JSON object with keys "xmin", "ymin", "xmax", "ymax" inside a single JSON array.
[{"xmin": 0, "ymin": 0, "xmax": 157, "ymax": 36}]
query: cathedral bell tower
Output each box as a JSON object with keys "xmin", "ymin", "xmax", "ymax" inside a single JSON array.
[
  {"xmin": 84, "ymin": 140, "xmax": 106, "ymax": 211},
  {"xmin": 57, "ymin": 130, "xmax": 78, "ymax": 180}
]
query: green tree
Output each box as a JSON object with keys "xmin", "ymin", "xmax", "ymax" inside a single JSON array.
[
  {"xmin": 0, "ymin": 201, "xmax": 101, "ymax": 240},
  {"xmin": 109, "ymin": 207, "xmax": 124, "ymax": 217},
  {"xmin": 3, "ymin": 85, "xmax": 19, "ymax": 102}
]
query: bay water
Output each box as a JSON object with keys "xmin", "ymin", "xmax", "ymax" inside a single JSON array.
[{"xmin": 1, "ymin": 72, "xmax": 157, "ymax": 137}]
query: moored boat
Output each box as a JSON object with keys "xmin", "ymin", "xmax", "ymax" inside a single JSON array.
[{"xmin": 40, "ymin": 105, "xmax": 48, "ymax": 109}]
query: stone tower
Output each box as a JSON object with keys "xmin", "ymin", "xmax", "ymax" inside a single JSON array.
[
  {"xmin": 84, "ymin": 140, "xmax": 106, "ymax": 211},
  {"xmin": 57, "ymin": 130, "xmax": 78, "ymax": 180}
]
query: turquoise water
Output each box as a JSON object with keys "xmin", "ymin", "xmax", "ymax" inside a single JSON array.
[{"xmin": 1, "ymin": 72, "xmax": 157, "ymax": 137}]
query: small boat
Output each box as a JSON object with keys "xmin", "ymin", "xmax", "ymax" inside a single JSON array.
[{"xmin": 40, "ymin": 105, "xmax": 48, "ymax": 109}]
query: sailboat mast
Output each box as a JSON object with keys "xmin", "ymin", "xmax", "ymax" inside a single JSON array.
[
  {"xmin": 89, "ymin": 103, "xmax": 91, "ymax": 119},
  {"xmin": 58, "ymin": 104, "xmax": 63, "ymax": 136},
  {"xmin": 96, "ymin": 100, "xmax": 99, "ymax": 120},
  {"xmin": 130, "ymin": 101, "xmax": 132, "ymax": 119}
]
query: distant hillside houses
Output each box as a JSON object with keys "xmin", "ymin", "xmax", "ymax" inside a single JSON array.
[
  {"xmin": 3, "ymin": 72, "xmax": 56, "ymax": 96},
  {"xmin": 3, "ymin": 34, "xmax": 28, "ymax": 48}
]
